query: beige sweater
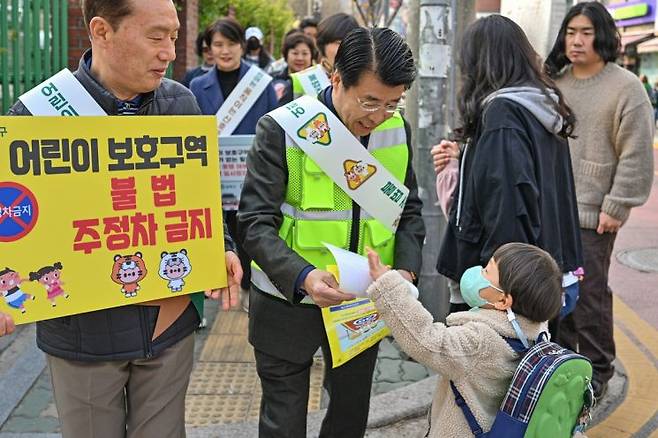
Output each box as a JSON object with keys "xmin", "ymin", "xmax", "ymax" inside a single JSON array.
[
  {"xmin": 367, "ymin": 271, "xmax": 544, "ymax": 438},
  {"xmin": 555, "ymin": 63, "xmax": 655, "ymax": 229}
]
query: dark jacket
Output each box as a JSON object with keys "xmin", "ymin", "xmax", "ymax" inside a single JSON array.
[
  {"xmin": 272, "ymin": 68, "xmax": 294, "ymax": 106},
  {"xmin": 237, "ymin": 87, "xmax": 425, "ymax": 362},
  {"xmin": 8, "ymin": 50, "xmax": 236, "ymax": 361},
  {"xmin": 437, "ymin": 91, "xmax": 583, "ymax": 283},
  {"xmin": 279, "ymin": 76, "xmax": 295, "ymax": 106},
  {"xmin": 181, "ymin": 65, "xmax": 212, "ymax": 89},
  {"xmin": 189, "ymin": 62, "xmax": 279, "ymax": 135}
]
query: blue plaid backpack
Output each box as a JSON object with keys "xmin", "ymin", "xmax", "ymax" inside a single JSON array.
[{"xmin": 451, "ymin": 335, "xmax": 594, "ymax": 438}]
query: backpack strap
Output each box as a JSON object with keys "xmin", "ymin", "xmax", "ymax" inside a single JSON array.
[
  {"xmin": 503, "ymin": 332, "xmax": 549, "ymax": 354},
  {"xmin": 504, "ymin": 337, "xmax": 529, "ymax": 354},
  {"xmin": 450, "ymin": 381, "xmax": 484, "ymax": 437}
]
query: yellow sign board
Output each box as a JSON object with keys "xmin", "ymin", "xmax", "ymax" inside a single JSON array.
[
  {"xmin": 0, "ymin": 116, "xmax": 227, "ymax": 324},
  {"xmin": 322, "ymin": 265, "xmax": 390, "ymax": 368}
]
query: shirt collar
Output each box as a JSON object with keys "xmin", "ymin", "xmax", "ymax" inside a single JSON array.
[{"xmin": 84, "ymin": 51, "xmax": 144, "ymax": 110}]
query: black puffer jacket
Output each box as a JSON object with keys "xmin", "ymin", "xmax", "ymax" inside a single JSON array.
[
  {"xmin": 437, "ymin": 89, "xmax": 583, "ymax": 283},
  {"xmin": 8, "ymin": 50, "xmax": 235, "ymax": 361}
]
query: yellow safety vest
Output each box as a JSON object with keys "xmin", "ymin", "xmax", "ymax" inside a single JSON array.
[{"xmin": 251, "ymin": 113, "xmax": 409, "ymax": 304}]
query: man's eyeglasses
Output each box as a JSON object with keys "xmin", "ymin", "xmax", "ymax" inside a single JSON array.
[{"xmin": 357, "ymin": 96, "xmax": 404, "ymax": 114}]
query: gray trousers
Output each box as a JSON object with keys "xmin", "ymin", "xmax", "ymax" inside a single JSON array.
[{"xmin": 47, "ymin": 334, "xmax": 194, "ymax": 438}]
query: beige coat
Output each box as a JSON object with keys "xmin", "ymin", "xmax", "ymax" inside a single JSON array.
[{"xmin": 367, "ymin": 270, "xmax": 545, "ymax": 438}]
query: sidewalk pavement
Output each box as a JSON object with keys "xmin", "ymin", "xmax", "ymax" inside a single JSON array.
[
  {"xmin": 0, "ymin": 303, "xmax": 433, "ymax": 437},
  {"xmin": 0, "ymin": 300, "xmax": 636, "ymax": 438}
]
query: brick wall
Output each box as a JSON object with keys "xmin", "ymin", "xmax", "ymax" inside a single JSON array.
[
  {"xmin": 174, "ymin": 0, "xmax": 199, "ymax": 81},
  {"xmin": 66, "ymin": 0, "xmax": 199, "ymax": 81},
  {"xmin": 67, "ymin": 0, "xmax": 90, "ymax": 69}
]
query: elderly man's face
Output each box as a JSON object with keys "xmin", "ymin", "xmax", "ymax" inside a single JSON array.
[
  {"xmin": 331, "ymin": 70, "xmax": 405, "ymax": 137},
  {"xmin": 100, "ymin": 0, "xmax": 179, "ymax": 99}
]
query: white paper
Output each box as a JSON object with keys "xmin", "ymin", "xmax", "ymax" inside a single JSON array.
[
  {"xmin": 323, "ymin": 243, "xmax": 419, "ymax": 299},
  {"xmin": 324, "ymin": 243, "xmax": 372, "ymax": 297}
]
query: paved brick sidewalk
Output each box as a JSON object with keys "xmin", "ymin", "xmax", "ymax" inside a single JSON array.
[{"xmin": 0, "ymin": 302, "xmax": 431, "ymax": 435}]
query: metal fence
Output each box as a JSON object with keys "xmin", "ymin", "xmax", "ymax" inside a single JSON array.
[{"xmin": 0, "ymin": 0, "xmax": 68, "ymax": 113}]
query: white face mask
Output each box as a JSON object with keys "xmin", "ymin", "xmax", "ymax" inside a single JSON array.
[{"xmin": 460, "ymin": 265, "xmax": 530, "ymax": 348}]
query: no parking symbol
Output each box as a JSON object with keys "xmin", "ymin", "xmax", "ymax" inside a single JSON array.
[{"xmin": 0, "ymin": 182, "xmax": 39, "ymax": 242}]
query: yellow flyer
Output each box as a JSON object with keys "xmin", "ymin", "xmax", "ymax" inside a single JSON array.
[
  {"xmin": 0, "ymin": 116, "xmax": 226, "ymax": 324},
  {"xmin": 322, "ymin": 265, "xmax": 390, "ymax": 368}
]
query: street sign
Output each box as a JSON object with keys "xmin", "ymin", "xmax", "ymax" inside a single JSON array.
[{"xmin": 0, "ymin": 182, "xmax": 39, "ymax": 242}]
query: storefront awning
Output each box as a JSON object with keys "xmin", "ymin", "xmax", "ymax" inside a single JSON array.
[
  {"xmin": 638, "ymin": 36, "xmax": 658, "ymax": 53},
  {"xmin": 621, "ymin": 32, "xmax": 656, "ymax": 52}
]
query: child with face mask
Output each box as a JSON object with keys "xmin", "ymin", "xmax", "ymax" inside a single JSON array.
[{"xmin": 366, "ymin": 242, "xmax": 563, "ymax": 438}]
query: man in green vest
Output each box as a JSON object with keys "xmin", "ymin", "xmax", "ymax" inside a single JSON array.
[{"xmin": 237, "ymin": 27, "xmax": 425, "ymax": 438}]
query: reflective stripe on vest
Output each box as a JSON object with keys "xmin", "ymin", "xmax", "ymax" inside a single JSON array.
[
  {"xmin": 368, "ymin": 125, "xmax": 406, "ymax": 152},
  {"xmin": 281, "ymin": 202, "xmax": 352, "ymax": 221}
]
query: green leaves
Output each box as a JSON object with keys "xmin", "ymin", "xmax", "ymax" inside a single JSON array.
[{"xmin": 199, "ymin": 0, "xmax": 295, "ymax": 56}]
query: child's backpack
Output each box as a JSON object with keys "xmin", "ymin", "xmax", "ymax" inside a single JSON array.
[{"xmin": 451, "ymin": 334, "xmax": 594, "ymax": 438}]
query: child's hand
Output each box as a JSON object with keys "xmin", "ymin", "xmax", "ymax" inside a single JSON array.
[{"xmin": 367, "ymin": 247, "xmax": 390, "ymax": 281}]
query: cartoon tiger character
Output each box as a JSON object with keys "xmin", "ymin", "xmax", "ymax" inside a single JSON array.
[
  {"xmin": 352, "ymin": 160, "xmax": 370, "ymax": 178},
  {"xmin": 158, "ymin": 249, "xmax": 192, "ymax": 292},
  {"xmin": 111, "ymin": 252, "xmax": 147, "ymax": 298}
]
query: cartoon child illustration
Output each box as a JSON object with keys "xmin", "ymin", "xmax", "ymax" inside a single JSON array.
[
  {"xmin": 29, "ymin": 262, "xmax": 69, "ymax": 307},
  {"xmin": 0, "ymin": 268, "xmax": 34, "ymax": 313},
  {"xmin": 352, "ymin": 160, "xmax": 370, "ymax": 178},
  {"xmin": 159, "ymin": 249, "xmax": 192, "ymax": 292},
  {"xmin": 111, "ymin": 252, "xmax": 147, "ymax": 298},
  {"xmin": 306, "ymin": 119, "xmax": 330, "ymax": 143},
  {"xmin": 314, "ymin": 119, "xmax": 329, "ymax": 135},
  {"xmin": 344, "ymin": 169, "xmax": 362, "ymax": 185}
]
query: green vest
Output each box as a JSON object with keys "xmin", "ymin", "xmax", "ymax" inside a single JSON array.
[
  {"xmin": 251, "ymin": 113, "xmax": 409, "ymax": 304},
  {"xmin": 290, "ymin": 66, "xmax": 329, "ymax": 99},
  {"xmin": 291, "ymin": 73, "xmax": 305, "ymax": 100}
]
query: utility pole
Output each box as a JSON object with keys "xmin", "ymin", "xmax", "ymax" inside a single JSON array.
[{"xmin": 407, "ymin": 0, "xmax": 475, "ymax": 321}]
